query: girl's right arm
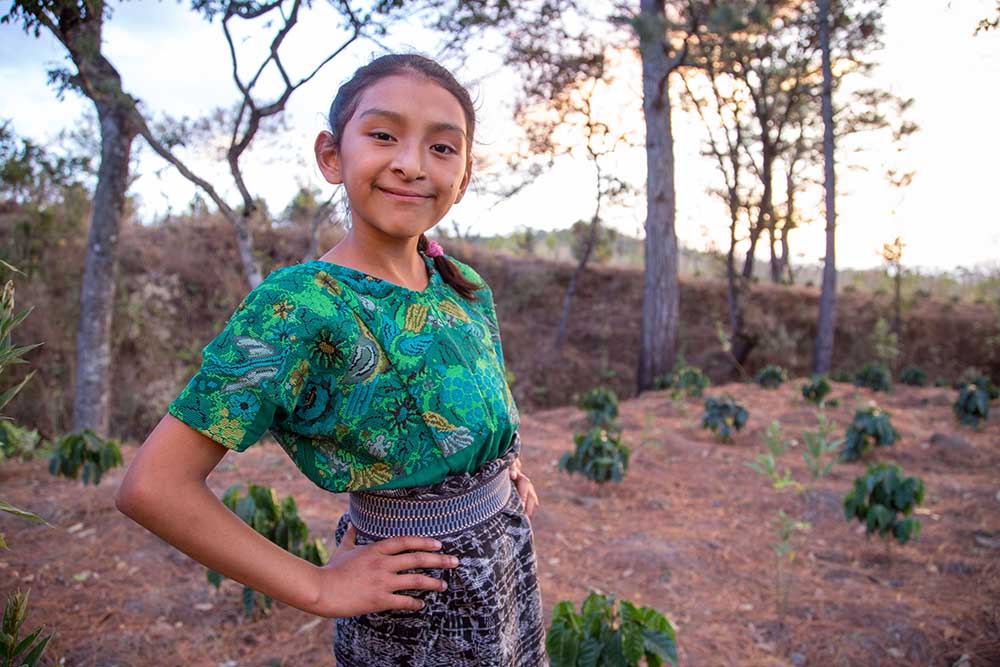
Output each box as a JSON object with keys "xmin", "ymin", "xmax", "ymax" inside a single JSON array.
[{"xmin": 115, "ymin": 414, "xmax": 457, "ymax": 618}]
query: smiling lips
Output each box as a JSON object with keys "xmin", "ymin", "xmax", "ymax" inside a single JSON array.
[{"xmin": 377, "ymin": 186, "xmax": 433, "ymax": 202}]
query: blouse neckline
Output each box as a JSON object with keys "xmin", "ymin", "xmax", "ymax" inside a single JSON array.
[{"xmin": 306, "ymin": 251, "xmax": 442, "ymax": 296}]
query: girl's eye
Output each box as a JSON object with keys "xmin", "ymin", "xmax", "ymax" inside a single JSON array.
[
  {"xmin": 369, "ymin": 132, "xmax": 395, "ymax": 142},
  {"xmin": 431, "ymin": 144, "xmax": 457, "ymax": 155}
]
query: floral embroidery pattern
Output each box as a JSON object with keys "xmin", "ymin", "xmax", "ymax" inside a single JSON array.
[{"xmin": 167, "ymin": 253, "xmax": 518, "ymax": 493}]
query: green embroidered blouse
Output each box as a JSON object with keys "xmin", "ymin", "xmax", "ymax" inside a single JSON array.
[{"xmin": 167, "ymin": 251, "xmax": 520, "ymax": 493}]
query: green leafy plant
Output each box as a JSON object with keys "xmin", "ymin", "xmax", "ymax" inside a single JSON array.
[
  {"xmin": 0, "ymin": 589, "xmax": 51, "ymax": 667},
  {"xmin": 578, "ymin": 387, "xmax": 620, "ymax": 431},
  {"xmin": 898, "ymin": 365, "xmax": 926, "ymax": 387},
  {"xmin": 559, "ymin": 428, "xmax": 630, "ymax": 484},
  {"xmin": 843, "ymin": 463, "xmax": 924, "ymax": 546},
  {"xmin": 871, "ymin": 317, "xmax": 900, "ymax": 368},
  {"xmin": 801, "ymin": 375, "xmax": 832, "ymax": 405},
  {"xmin": 746, "ymin": 421, "xmax": 801, "ymax": 493},
  {"xmin": 953, "ymin": 382, "xmax": 991, "ymax": 429},
  {"xmin": 209, "ymin": 484, "xmax": 329, "ymax": 617},
  {"xmin": 953, "ymin": 368, "xmax": 999, "ymax": 399},
  {"xmin": 0, "ymin": 270, "xmax": 42, "ymax": 418},
  {"xmin": 700, "ymin": 395, "xmax": 748, "ymax": 442},
  {"xmin": 854, "ymin": 362, "xmax": 893, "ymax": 393},
  {"xmin": 0, "ymin": 501, "xmax": 50, "ymax": 551},
  {"xmin": 655, "ymin": 364, "xmax": 711, "ymax": 398},
  {"xmin": 0, "ymin": 421, "xmax": 42, "ymax": 463},
  {"xmin": 755, "ymin": 365, "xmax": 788, "ymax": 389},
  {"xmin": 841, "ymin": 403, "xmax": 899, "ymax": 462},
  {"xmin": 770, "ymin": 509, "xmax": 810, "ymax": 625},
  {"xmin": 48, "ymin": 430, "xmax": 123, "ymax": 485},
  {"xmin": 801, "ymin": 413, "xmax": 844, "ymax": 482},
  {"xmin": 546, "ymin": 592, "xmax": 678, "ymax": 667}
]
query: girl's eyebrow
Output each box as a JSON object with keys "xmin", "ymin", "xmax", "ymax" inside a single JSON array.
[{"xmin": 358, "ymin": 108, "xmax": 467, "ymax": 142}]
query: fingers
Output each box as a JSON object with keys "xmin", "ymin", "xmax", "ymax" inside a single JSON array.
[
  {"xmin": 340, "ymin": 522, "xmax": 357, "ymax": 550},
  {"xmin": 509, "ymin": 457, "xmax": 522, "ymax": 480},
  {"xmin": 516, "ymin": 476, "xmax": 540, "ymax": 519},
  {"xmin": 383, "ymin": 593, "xmax": 431, "ymax": 612},
  {"xmin": 375, "ymin": 535, "xmax": 445, "ymax": 555}
]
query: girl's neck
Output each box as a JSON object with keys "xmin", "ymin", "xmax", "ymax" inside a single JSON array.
[{"xmin": 319, "ymin": 233, "xmax": 429, "ymax": 291}]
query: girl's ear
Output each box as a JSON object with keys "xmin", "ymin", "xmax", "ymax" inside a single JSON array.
[
  {"xmin": 453, "ymin": 158, "xmax": 472, "ymax": 204},
  {"xmin": 315, "ymin": 131, "xmax": 343, "ymax": 185}
]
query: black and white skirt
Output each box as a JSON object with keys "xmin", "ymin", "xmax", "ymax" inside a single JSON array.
[{"xmin": 332, "ymin": 448, "xmax": 546, "ymax": 666}]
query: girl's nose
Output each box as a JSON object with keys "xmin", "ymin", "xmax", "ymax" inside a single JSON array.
[{"xmin": 390, "ymin": 141, "xmax": 425, "ymax": 180}]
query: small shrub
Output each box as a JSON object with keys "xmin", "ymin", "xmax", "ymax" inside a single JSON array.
[
  {"xmin": 755, "ymin": 365, "xmax": 788, "ymax": 389},
  {"xmin": 953, "ymin": 383, "xmax": 991, "ymax": 429},
  {"xmin": 209, "ymin": 484, "xmax": 329, "ymax": 617},
  {"xmin": 801, "ymin": 375, "xmax": 832, "ymax": 405},
  {"xmin": 841, "ymin": 403, "xmax": 899, "ymax": 462},
  {"xmin": 801, "ymin": 413, "xmax": 843, "ymax": 482},
  {"xmin": 655, "ymin": 365, "xmax": 710, "ymax": 398},
  {"xmin": 559, "ymin": 428, "xmax": 630, "ymax": 484},
  {"xmin": 547, "ymin": 592, "xmax": 678, "ymax": 667},
  {"xmin": 898, "ymin": 365, "xmax": 926, "ymax": 387},
  {"xmin": 0, "ymin": 589, "xmax": 51, "ymax": 667},
  {"xmin": 854, "ymin": 362, "xmax": 893, "ymax": 393},
  {"xmin": 746, "ymin": 421, "xmax": 800, "ymax": 492},
  {"xmin": 953, "ymin": 368, "xmax": 999, "ymax": 399},
  {"xmin": 578, "ymin": 387, "xmax": 620, "ymax": 430},
  {"xmin": 830, "ymin": 369, "xmax": 852, "ymax": 383},
  {"xmin": 0, "ymin": 421, "xmax": 42, "ymax": 463},
  {"xmin": 701, "ymin": 395, "xmax": 748, "ymax": 442},
  {"xmin": 844, "ymin": 463, "xmax": 924, "ymax": 545},
  {"xmin": 47, "ymin": 430, "xmax": 123, "ymax": 485}
]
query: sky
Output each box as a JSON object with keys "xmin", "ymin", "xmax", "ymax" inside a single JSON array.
[{"xmin": 1, "ymin": 0, "xmax": 998, "ymax": 272}]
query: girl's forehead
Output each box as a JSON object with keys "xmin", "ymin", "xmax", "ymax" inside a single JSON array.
[{"xmin": 350, "ymin": 74, "xmax": 468, "ymax": 130}]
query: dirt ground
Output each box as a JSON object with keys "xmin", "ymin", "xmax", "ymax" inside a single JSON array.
[{"xmin": 2, "ymin": 381, "xmax": 999, "ymax": 667}]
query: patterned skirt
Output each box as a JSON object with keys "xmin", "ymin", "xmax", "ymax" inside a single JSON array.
[{"xmin": 332, "ymin": 447, "xmax": 546, "ymax": 667}]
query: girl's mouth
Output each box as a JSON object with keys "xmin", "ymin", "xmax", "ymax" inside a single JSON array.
[{"xmin": 377, "ymin": 187, "xmax": 433, "ymax": 202}]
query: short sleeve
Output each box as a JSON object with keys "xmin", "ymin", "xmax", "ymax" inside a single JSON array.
[{"xmin": 167, "ymin": 272, "xmax": 312, "ymax": 452}]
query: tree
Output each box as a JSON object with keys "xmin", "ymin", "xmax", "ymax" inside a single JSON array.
[
  {"xmin": 976, "ymin": 2, "xmax": 999, "ymax": 34},
  {"xmin": 879, "ymin": 235, "xmax": 904, "ymax": 338},
  {"xmin": 813, "ymin": 0, "xmax": 836, "ymax": 374},
  {"xmin": 3, "ymin": 1, "xmax": 143, "ymax": 436}
]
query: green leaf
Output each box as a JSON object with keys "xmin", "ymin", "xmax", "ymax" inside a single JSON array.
[
  {"xmin": 0, "ymin": 501, "xmax": 49, "ymax": 526},
  {"xmin": 643, "ymin": 628, "xmax": 679, "ymax": 664},
  {"xmin": 545, "ymin": 624, "xmax": 581, "ymax": 667}
]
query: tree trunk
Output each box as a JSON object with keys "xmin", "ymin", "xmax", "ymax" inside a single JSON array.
[
  {"xmin": 73, "ymin": 106, "xmax": 136, "ymax": 435},
  {"xmin": 813, "ymin": 0, "xmax": 837, "ymax": 375},
  {"xmin": 554, "ymin": 212, "xmax": 601, "ymax": 350},
  {"xmin": 637, "ymin": 0, "xmax": 680, "ymax": 392}
]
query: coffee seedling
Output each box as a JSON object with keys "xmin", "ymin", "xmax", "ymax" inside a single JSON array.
[
  {"xmin": 953, "ymin": 382, "xmax": 991, "ymax": 429},
  {"xmin": 559, "ymin": 428, "xmax": 630, "ymax": 484},
  {"xmin": 841, "ymin": 403, "xmax": 899, "ymax": 462},
  {"xmin": 854, "ymin": 363, "xmax": 893, "ymax": 393},
  {"xmin": 0, "ymin": 421, "xmax": 42, "ymax": 463},
  {"xmin": 208, "ymin": 484, "xmax": 329, "ymax": 616},
  {"xmin": 755, "ymin": 365, "xmax": 788, "ymax": 389},
  {"xmin": 701, "ymin": 395, "xmax": 748, "ymax": 442},
  {"xmin": 48, "ymin": 430, "xmax": 123, "ymax": 485},
  {"xmin": 656, "ymin": 364, "xmax": 711, "ymax": 398},
  {"xmin": 770, "ymin": 509, "xmax": 811, "ymax": 625},
  {"xmin": 0, "ymin": 590, "xmax": 50, "ymax": 667},
  {"xmin": 899, "ymin": 365, "xmax": 926, "ymax": 387},
  {"xmin": 844, "ymin": 463, "xmax": 924, "ymax": 546},
  {"xmin": 547, "ymin": 592, "xmax": 678, "ymax": 667},
  {"xmin": 801, "ymin": 375, "xmax": 832, "ymax": 406},
  {"xmin": 578, "ymin": 386, "xmax": 620, "ymax": 431},
  {"xmin": 953, "ymin": 368, "xmax": 999, "ymax": 399}
]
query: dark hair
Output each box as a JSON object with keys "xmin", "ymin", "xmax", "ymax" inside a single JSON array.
[{"xmin": 327, "ymin": 53, "xmax": 481, "ymax": 301}]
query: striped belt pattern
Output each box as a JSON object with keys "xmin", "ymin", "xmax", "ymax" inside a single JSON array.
[{"xmin": 348, "ymin": 469, "xmax": 512, "ymax": 539}]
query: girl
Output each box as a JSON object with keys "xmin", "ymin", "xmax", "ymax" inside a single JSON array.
[{"xmin": 116, "ymin": 54, "xmax": 545, "ymax": 666}]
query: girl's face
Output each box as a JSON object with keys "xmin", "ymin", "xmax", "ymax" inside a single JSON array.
[{"xmin": 316, "ymin": 74, "xmax": 472, "ymax": 242}]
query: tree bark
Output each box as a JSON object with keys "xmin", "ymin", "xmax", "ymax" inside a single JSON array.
[
  {"xmin": 637, "ymin": 0, "xmax": 680, "ymax": 392},
  {"xmin": 73, "ymin": 106, "xmax": 136, "ymax": 435},
  {"xmin": 813, "ymin": 0, "xmax": 837, "ymax": 374}
]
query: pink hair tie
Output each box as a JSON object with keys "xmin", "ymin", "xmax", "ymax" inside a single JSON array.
[{"xmin": 424, "ymin": 240, "xmax": 444, "ymax": 258}]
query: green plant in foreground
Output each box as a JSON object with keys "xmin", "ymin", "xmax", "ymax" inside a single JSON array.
[
  {"xmin": 770, "ymin": 509, "xmax": 811, "ymax": 625},
  {"xmin": 701, "ymin": 395, "xmax": 748, "ymax": 442},
  {"xmin": 755, "ymin": 365, "xmax": 788, "ymax": 389},
  {"xmin": 547, "ymin": 592, "xmax": 678, "ymax": 667},
  {"xmin": 0, "ymin": 589, "xmax": 51, "ymax": 667},
  {"xmin": 801, "ymin": 375, "xmax": 832, "ymax": 406},
  {"xmin": 854, "ymin": 362, "xmax": 893, "ymax": 393},
  {"xmin": 898, "ymin": 365, "xmax": 926, "ymax": 387},
  {"xmin": 953, "ymin": 382, "xmax": 991, "ymax": 429},
  {"xmin": 802, "ymin": 413, "xmax": 844, "ymax": 482},
  {"xmin": 844, "ymin": 463, "xmax": 924, "ymax": 546},
  {"xmin": 560, "ymin": 428, "xmax": 630, "ymax": 484},
  {"xmin": 841, "ymin": 403, "xmax": 899, "ymax": 462},
  {"xmin": 48, "ymin": 430, "xmax": 123, "ymax": 485},
  {"xmin": 746, "ymin": 421, "xmax": 801, "ymax": 493},
  {"xmin": 578, "ymin": 386, "xmax": 620, "ymax": 431},
  {"xmin": 0, "ymin": 271, "xmax": 42, "ymax": 418},
  {"xmin": 209, "ymin": 484, "xmax": 329, "ymax": 617},
  {"xmin": 0, "ymin": 420, "xmax": 43, "ymax": 463}
]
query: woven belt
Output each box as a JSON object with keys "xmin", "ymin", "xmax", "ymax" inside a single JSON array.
[{"xmin": 348, "ymin": 469, "xmax": 512, "ymax": 539}]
